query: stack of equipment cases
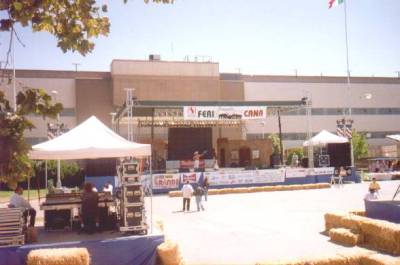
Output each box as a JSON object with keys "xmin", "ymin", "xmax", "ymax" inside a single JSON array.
[
  {"xmin": 0, "ymin": 208, "xmax": 25, "ymax": 247},
  {"xmin": 119, "ymin": 161, "xmax": 148, "ymax": 234}
]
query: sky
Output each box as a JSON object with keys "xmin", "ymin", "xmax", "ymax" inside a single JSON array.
[{"xmin": 0, "ymin": 0, "xmax": 399, "ymax": 77}]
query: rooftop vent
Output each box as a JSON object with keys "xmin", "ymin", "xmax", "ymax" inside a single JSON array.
[{"xmin": 149, "ymin": 54, "xmax": 161, "ymax": 61}]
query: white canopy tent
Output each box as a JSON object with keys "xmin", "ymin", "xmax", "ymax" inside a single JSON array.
[
  {"xmin": 387, "ymin": 134, "xmax": 400, "ymax": 142},
  {"xmin": 303, "ymin": 130, "xmax": 349, "ymax": 147},
  {"xmin": 29, "ymin": 116, "xmax": 151, "ymax": 160}
]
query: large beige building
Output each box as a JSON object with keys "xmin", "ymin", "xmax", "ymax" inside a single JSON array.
[{"xmin": 1, "ymin": 58, "xmax": 400, "ymax": 158}]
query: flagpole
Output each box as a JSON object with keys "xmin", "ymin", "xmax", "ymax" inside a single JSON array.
[{"xmin": 343, "ymin": 0, "xmax": 355, "ymax": 167}]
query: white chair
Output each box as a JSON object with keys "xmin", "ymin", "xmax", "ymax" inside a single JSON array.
[{"xmin": 330, "ymin": 168, "xmax": 344, "ymax": 185}]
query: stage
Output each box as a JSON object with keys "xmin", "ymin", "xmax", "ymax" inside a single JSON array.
[{"xmin": 0, "ymin": 227, "xmax": 164, "ymax": 265}]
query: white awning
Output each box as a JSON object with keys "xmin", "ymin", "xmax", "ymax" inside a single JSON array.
[
  {"xmin": 29, "ymin": 116, "xmax": 151, "ymax": 160},
  {"xmin": 303, "ymin": 130, "xmax": 349, "ymax": 147},
  {"xmin": 387, "ymin": 134, "xmax": 400, "ymax": 142}
]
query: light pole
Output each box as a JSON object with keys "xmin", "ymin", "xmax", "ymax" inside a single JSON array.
[
  {"xmin": 51, "ymin": 90, "xmax": 62, "ymax": 188},
  {"xmin": 260, "ymin": 121, "xmax": 265, "ymax": 139}
]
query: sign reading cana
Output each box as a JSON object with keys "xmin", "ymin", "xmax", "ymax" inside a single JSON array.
[{"xmin": 183, "ymin": 106, "xmax": 267, "ymax": 120}]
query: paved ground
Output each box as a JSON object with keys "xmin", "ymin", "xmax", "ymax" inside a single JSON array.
[
  {"xmin": 2, "ymin": 181, "xmax": 399, "ymax": 264},
  {"xmin": 145, "ymin": 180, "xmax": 400, "ymax": 265}
]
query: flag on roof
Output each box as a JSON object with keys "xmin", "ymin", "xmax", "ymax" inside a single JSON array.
[{"xmin": 329, "ymin": 0, "xmax": 344, "ymax": 9}]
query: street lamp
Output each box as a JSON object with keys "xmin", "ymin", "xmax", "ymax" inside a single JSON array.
[{"xmin": 260, "ymin": 121, "xmax": 266, "ymax": 139}]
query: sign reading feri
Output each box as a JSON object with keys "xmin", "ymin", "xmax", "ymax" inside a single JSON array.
[{"xmin": 183, "ymin": 106, "xmax": 267, "ymax": 121}]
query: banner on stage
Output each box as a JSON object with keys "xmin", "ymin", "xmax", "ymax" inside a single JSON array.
[
  {"xmin": 183, "ymin": 106, "xmax": 267, "ymax": 121},
  {"xmin": 152, "ymin": 174, "xmax": 180, "ymax": 189}
]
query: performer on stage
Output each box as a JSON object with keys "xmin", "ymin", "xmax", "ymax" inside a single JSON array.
[
  {"xmin": 193, "ymin": 150, "xmax": 206, "ymax": 171},
  {"xmin": 9, "ymin": 186, "xmax": 36, "ymax": 227}
]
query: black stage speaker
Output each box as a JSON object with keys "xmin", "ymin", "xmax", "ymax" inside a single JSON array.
[
  {"xmin": 44, "ymin": 210, "xmax": 71, "ymax": 230},
  {"xmin": 327, "ymin": 143, "xmax": 351, "ymax": 167},
  {"xmin": 168, "ymin": 128, "xmax": 212, "ymax": 160},
  {"xmin": 300, "ymin": 157, "xmax": 309, "ymax": 168}
]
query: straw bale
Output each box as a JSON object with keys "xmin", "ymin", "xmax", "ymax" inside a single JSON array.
[
  {"xmin": 360, "ymin": 219, "xmax": 400, "ymax": 255},
  {"xmin": 235, "ymin": 187, "xmax": 250, "ymax": 193},
  {"xmin": 329, "ymin": 228, "xmax": 362, "ymax": 246},
  {"xmin": 252, "ymin": 187, "xmax": 265, "ymax": 192},
  {"xmin": 349, "ymin": 210, "xmax": 366, "ymax": 217},
  {"xmin": 157, "ymin": 240, "xmax": 184, "ymax": 265},
  {"xmin": 262, "ymin": 186, "xmax": 276, "ymax": 192},
  {"xmin": 340, "ymin": 214, "xmax": 364, "ymax": 231},
  {"xmin": 324, "ymin": 213, "xmax": 346, "ymax": 231},
  {"xmin": 305, "ymin": 184, "xmax": 316, "ymax": 190},
  {"xmin": 208, "ymin": 189, "xmax": 219, "ymax": 195},
  {"xmin": 316, "ymin": 183, "xmax": 331, "ymax": 189},
  {"xmin": 168, "ymin": 191, "xmax": 182, "ymax": 197},
  {"xmin": 359, "ymin": 253, "xmax": 400, "ymax": 265},
  {"xmin": 27, "ymin": 248, "xmax": 90, "ymax": 265}
]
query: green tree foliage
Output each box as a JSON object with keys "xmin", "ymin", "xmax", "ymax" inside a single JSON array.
[
  {"xmin": 286, "ymin": 148, "xmax": 304, "ymax": 166},
  {"xmin": 0, "ymin": 89, "xmax": 62, "ymax": 187},
  {"xmin": 33, "ymin": 160, "xmax": 81, "ymax": 187},
  {"xmin": 0, "ymin": 0, "xmax": 173, "ymax": 56},
  {"xmin": 352, "ymin": 129, "xmax": 369, "ymax": 161},
  {"xmin": 268, "ymin": 134, "xmax": 281, "ymax": 154}
]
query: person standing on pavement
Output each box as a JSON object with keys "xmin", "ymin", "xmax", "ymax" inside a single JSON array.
[
  {"xmin": 202, "ymin": 175, "xmax": 209, "ymax": 201},
  {"xmin": 193, "ymin": 185, "xmax": 205, "ymax": 211},
  {"xmin": 181, "ymin": 181, "xmax": 194, "ymax": 212}
]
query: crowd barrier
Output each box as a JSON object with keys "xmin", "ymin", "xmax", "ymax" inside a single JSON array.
[{"xmin": 141, "ymin": 167, "xmax": 360, "ymax": 194}]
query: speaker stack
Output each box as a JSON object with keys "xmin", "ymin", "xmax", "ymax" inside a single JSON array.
[{"xmin": 118, "ymin": 161, "xmax": 147, "ymax": 234}]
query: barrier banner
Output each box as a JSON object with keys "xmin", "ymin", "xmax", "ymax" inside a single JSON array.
[
  {"xmin": 308, "ymin": 167, "xmax": 334, "ymax": 176},
  {"xmin": 152, "ymin": 174, "xmax": 180, "ymax": 189},
  {"xmin": 183, "ymin": 106, "xmax": 267, "ymax": 121},
  {"xmin": 285, "ymin": 168, "xmax": 308, "ymax": 178},
  {"xmin": 205, "ymin": 169, "xmax": 284, "ymax": 186},
  {"xmin": 181, "ymin": 173, "xmax": 201, "ymax": 183},
  {"xmin": 255, "ymin": 169, "xmax": 285, "ymax": 183}
]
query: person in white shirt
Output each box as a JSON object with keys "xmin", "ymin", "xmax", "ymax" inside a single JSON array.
[
  {"xmin": 181, "ymin": 181, "xmax": 194, "ymax": 211},
  {"xmin": 9, "ymin": 186, "xmax": 36, "ymax": 227},
  {"xmin": 103, "ymin": 182, "xmax": 113, "ymax": 195},
  {"xmin": 364, "ymin": 189, "xmax": 379, "ymax": 201}
]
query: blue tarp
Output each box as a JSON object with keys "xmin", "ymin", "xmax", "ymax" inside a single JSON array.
[{"xmin": 0, "ymin": 234, "xmax": 164, "ymax": 265}]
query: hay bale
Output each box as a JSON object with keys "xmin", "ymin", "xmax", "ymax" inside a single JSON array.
[
  {"xmin": 359, "ymin": 253, "xmax": 400, "ymax": 265},
  {"xmin": 360, "ymin": 219, "xmax": 400, "ymax": 255},
  {"xmin": 340, "ymin": 214, "xmax": 364, "ymax": 231},
  {"xmin": 168, "ymin": 191, "xmax": 182, "ymax": 197},
  {"xmin": 324, "ymin": 213, "xmax": 346, "ymax": 231},
  {"xmin": 262, "ymin": 186, "xmax": 277, "ymax": 192},
  {"xmin": 157, "ymin": 240, "xmax": 184, "ymax": 265},
  {"xmin": 27, "ymin": 248, "xmax": 90, "ymax": 265},
  {"xmin": 349, "ymin": 210, "xmax": 366, "ymax": 217},
  {"xmin": 316, "ymin": 183, "xmax": 331, "ymax": 189},
  {"xmin": 208, "ymin": 189, "xmax": 219, "ymax": 195},
  {"xmin": 252, "ymin": 187, "xmax": 265, "ymax": 192},
  {"xmin": 329, "ymin": 228, "xmax": 362, "ymax": 246}
]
